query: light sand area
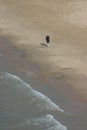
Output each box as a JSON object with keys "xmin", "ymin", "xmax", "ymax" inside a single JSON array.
[{"xmin": 0, "ymin": 0, "xmax": 87, "ymax": 101}]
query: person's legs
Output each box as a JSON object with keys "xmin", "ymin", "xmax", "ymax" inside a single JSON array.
[{"xmin": 46, "ymin": 42, "xmax": 49, "ymax": 47}]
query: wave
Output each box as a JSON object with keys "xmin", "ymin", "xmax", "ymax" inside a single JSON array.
[
  {"xmin": 19, "ymin": 114, "xmax": 67, "ymax": 130},
  {"xmin": 0, "ymin": 72, "xmax": 67, "ymax": 130},
  {"xmin": 0, "ymin": 114, "xmax": 67, "ymax": 130},
  {"xmin": 0, "ymin": 72, "xmax": 64, "ymax": 114}
]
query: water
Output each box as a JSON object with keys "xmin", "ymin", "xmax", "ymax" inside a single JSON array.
[{"xmin": 0, "ymin": 72, "xmax": 67, "ymax": 130}]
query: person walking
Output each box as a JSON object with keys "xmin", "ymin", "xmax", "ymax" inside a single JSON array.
[{"xmin": 45, "ymin": 35, "xmax": 50, "ymax": 47}]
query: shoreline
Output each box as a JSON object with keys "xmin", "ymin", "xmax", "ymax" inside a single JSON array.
[
  {"xmin": 0, "ymin": 31, "xmax": 87, "ymax": 130},
  {"xmin": 0, "ymin": 1, "xmax": 87, "ymax": 129},
  {"xmin": 0, "ymin": 34, "xmax": 87, "ymax": 113},
  {"xmin": 0, "ymin": 25, "xmax": 87, "ymax": 102},
  {"xmin": 0, "ymin": 0, "xmax": 87, "ymax": 102},
  {"xmin": 15, "ymin": 42, "xmax": 87, "ymax": 102}
]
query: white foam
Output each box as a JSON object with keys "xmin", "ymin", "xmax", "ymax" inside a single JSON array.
[
  {"xmin": 31, "ymin": 89, "xmax": 64, "ymax": 112},
  {"xmin": 22, "ymin": 114, "xmax": 67, "ymax": 130},
  {"xmin": 0, "ymin": 72, "xmax": 64, "ymax": 112},
  {"xmin": 0, "ymin": 72, "xmax": 32, "ymax": 88}
]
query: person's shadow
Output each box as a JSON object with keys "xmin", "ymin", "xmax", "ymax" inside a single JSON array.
[{"xmin": 40, "ymin": 43, "xmax": 48, "ymax": 47}]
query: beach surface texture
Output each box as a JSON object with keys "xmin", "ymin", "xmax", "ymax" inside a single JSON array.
[
  {"xmin": 0, "ymin": 1, "xmax": 87, "ymax": 129},
  {"xmin": 0, "ymin": 0, "xmax": 87, "ymax": 100}
]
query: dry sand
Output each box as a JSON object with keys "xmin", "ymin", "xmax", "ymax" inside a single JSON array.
[{"xmin": 0, "ymin": 0, "xmax": 87, "ymax": 101}]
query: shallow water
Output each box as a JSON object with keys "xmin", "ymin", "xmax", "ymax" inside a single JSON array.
[
  {"xmin": 0, "ymin": 72, "xmax": 66, "ymax": 130},
  {"xmin": 0, "ymin": 72, "xmax": 87, "ymax": 130}
]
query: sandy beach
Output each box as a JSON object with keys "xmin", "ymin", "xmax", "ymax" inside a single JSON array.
[
  {"xmin": 0, "ymin": 0, "xmax": 87, "ymax": 100},
  {"xmin": 0, "ymin": 0, "xmax": 87, "ymax": 129},
  {"xmin": 0, "ymin": 0, "xmax": 87, "ymax": 103}
]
